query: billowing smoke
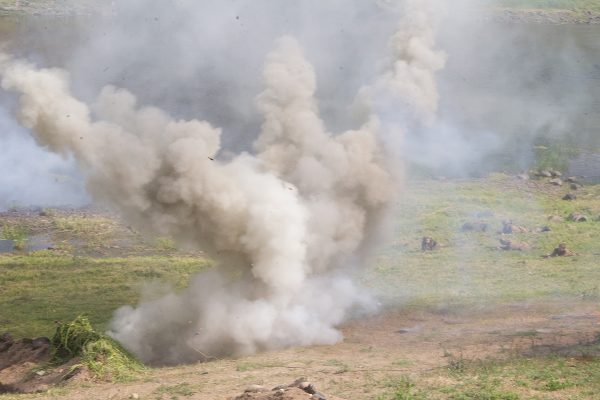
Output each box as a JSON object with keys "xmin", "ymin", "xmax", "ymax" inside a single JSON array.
[{"xmin": 0, "ymin": 0, "xmax": 443, "ymax": 364}]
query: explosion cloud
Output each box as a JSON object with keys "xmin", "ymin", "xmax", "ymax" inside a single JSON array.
[{"xmin": 0, "ymin": 0, "xmax": 443, "ymax": 365}]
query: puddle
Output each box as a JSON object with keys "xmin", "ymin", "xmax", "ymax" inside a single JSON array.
[{"xmin": 0, "ymin": 234, "xmax": 55, "ymax": 253}]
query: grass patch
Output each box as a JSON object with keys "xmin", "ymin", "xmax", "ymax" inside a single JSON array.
[
  {"xmin": 153, "ymin": 383, "xmax": 196, "ymax": 398},
  {"xmin": 51, "ymin": 316, "xmax": 143, "ymax": 381},
  {"xmin": 1, "ymin": 223, "xmax": 28, "ymax": 250}
]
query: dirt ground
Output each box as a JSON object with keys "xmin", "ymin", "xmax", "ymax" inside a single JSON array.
[{"xmin": 4, "ymin": 298, "xmax": 595, "ymax": 400}]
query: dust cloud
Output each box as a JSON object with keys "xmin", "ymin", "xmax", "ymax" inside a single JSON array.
[{"xmin": 0, "ymin": 0, "xmax": 443, "ymax": 364}]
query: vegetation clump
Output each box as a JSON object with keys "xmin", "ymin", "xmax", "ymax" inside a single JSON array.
[{"xmin": 51, "ymin": 316, "xmax": 143, "ymax": 381}]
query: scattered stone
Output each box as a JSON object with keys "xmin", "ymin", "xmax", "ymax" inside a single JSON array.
[
  {"xmin": 548, "ymin": 178, "xmax": 563, "ymax": 186},
  {"xmin": 549, "ymin": 169, "xmax": 562, "ymax": 178},
  {"xmin": 568, "ymin": 213, "xmax": 588, "ymax": 222},
  {"xmin": 570, "ymin": 183, "xmax": 582, "ymax": 190},
  {"xmin": 565, "ymin": 176, "xmax": 580, "ymax": 184},
  {"xmin": 501, "ymin": 220, "xmax": 528, "ymax": 234},
  {"xmin": 461, "ymin": 221, "xmax": 489, "ymax": 232},
  {"xmin": 421, "ymin": 236, "xmax": 437, "ymax": 251},
  {"xmin": 499, "ymin": 238, "xmax": 530, "ymax": 251},
  {"xmin": 544, "ymin": 243, "xmax": 576, "ymax": 258},
  {"xmin": 537, "ymin": 226, "xmax": 552, "ymax": 233},
  {"xmin": 562, "ymin": 193, "xmax": 577, "ymax": 201},
  {"xmin": 536, "ymin": 170, "xmax": 553, "ymax": 178},
  {"xmin": 245, "ymin": 385, "xmax": 269, "ymax": 393}
]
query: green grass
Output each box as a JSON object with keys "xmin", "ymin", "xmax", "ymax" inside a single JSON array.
[
  {"xmin": 1, "ymin": 223, "xmax": 29, "ymax": 250},
  {"xmin": 0, "ymin": 254, "xmax": 211, "ymax": 337}
]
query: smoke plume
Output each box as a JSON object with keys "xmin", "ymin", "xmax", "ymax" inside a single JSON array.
[{"xmin": 0, "ymin": 0, "xmax": 444, "ymax": 364}]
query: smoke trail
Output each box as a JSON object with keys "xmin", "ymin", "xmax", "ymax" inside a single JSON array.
[
  {"xmin": 0, "ymin": 0, "xmax": 444, "ymax": 365},
  {"xmin": 357, "ymin": 0, "xmax": 446, "ymax": 125}
]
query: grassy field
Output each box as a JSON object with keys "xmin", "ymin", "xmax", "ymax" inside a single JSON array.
[
  {"xmin": 492, "ymin": 0, "xmax": 600, "ymax": 12},
  {"xmin": 367, "ymin": 174, "xmax": 600, "ymax": 308},
  {"xmin": 1, "ymin": 175, "xmax": 599, "ymax": 399}
]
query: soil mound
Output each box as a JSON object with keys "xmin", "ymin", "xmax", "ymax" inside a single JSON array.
[{"xmin": 0, "ymin": 333, "xmax": 88, "ymax": 394}]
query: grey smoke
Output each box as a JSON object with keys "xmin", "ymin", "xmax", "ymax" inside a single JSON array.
[{"xmin": 0, "ymin": 105, "xmax": 88, "ymax": 211}]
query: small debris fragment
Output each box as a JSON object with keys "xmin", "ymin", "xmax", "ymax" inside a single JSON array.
[
  {"xmin": 568, "ymin": 213, "xmax": 587, "ymax": 222},
  {"xmin": 562, "ymin": 193, "xmax": 577, "ymax": 201},
  {"xmin": 421, "ymin": 236, "xmax": 437, "ymax": 251},
  {"xmin": 537, "ymin": 225, "xmax": 551, "ymax": 233}
]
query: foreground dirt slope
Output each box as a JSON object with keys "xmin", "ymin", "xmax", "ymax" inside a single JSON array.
[{"xmin": 1, "ymin": 299, "xmax": 596, "ymax": 400}]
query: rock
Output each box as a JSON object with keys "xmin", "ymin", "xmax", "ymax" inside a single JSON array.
[
  {"xmin": 245, "ymin": 385, "xmax": 268, "ymax": 393},
  {"xmin": 421, "ymin": 236, "xmax": 437, "ymax": 251},
  {"xmin": 130, "ymin": 394, "xmax": 139, "ymax": 400},
  {"xmin": 536, "ymin": 170, "xmax": 553, "ymax": 178},
  {"xmin": 548, "ymin": 178, "xmax": 563, "ymax": 186},
  {"xmin": 562, "ymin": 193, "xmax": 577, "ymax": 201},
  {"xmin": 568, "ymin": 213, "xmax": 588, "ymax": 222},
  {"xmin": 537, "ymin": 226, "xmax": 551, "ymax": 233},
  {"xmin": 565, "ymin": 176, "xmax": 580, "ymax": 184},
  {"xmin": 461, "ymin": 222, "xmax": 489, "ymax": 232},
  {"xmin": 288, "ymin": 378, "xmax": 308, "ymax": 388},
  {"xmin": 499, "ymin": 238, "xmax": 530, "ymax": 251},
  {"xmin": 570, "ymin": 183, "xmax": 581, "ymax": 190},
  {"xmin": 502, "ymin": 220, "xmax": 528, "ymax": 234}
]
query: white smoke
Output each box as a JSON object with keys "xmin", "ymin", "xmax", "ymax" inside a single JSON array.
[{"xmin": 0, "ymin": 0, "xmax": 444, "ymax": 365}]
